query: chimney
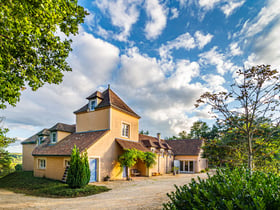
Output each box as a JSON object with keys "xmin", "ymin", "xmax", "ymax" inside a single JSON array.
[{"xmin": 157, "ymin": 133, "xmax": 161, "ymax": 142}]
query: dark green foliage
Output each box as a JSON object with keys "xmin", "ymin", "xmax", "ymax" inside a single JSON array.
[
  {"xmin": 15, "ymin": 164, "xmax": 22, "ymax": 171},
  {"xmin": 67, "ymin": 145, "xmax": 90, "ymax": 188},
  {"xmin": 163, "ymin": 167, "xmax": 280, "ymax": 210},
  {"xmin": 0, "ymin": 171, "xmax": 110, "ymax": 198},
  {"xmin": 0, "ymin": 148, "xmax": 13, "ymax": 177}
]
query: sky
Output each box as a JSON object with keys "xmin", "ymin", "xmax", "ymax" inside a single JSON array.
[{"xmin": 2, "ymin": 0, "xmax": 280, "ymax": 153}]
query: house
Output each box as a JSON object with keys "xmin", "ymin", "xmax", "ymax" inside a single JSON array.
[
  {"xmin": 21, "ymin": 86, "xmax": 207, "ymax": 182},
  {"xmin": 166, "ymin": 139, "xmax": 208, "ymax": 173}
]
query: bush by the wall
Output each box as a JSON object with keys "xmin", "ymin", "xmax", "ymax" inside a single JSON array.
[{"xmin": 163, "ymin": 167, "xmax": 280, "ymax": 210}]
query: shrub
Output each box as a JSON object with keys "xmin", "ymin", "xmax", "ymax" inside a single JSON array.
[
  {"xmin": 67, "ymin": 145, "xmax": 90, "ymax": 188},
  {"xmin": 15, "ymin": 164, "xmax": 22, "ymax": 171},
  {"xmin": 200, "ymin": 169, "xmax": 205, "ymax": 173},
  {"xmin": 163, "ymin": 167, "xmax": 280, "ymax": 210},
  {"xmin": 205, "ymin": 168, "xmax": 209, "ymax": 172}
]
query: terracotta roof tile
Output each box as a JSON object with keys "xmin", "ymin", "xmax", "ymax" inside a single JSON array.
[
  {"xmin": 49, "ymin": 123, "xmax": 76, "ymax": 133},
  {"xmin": 166, "ymin": 139, "xmax": 203, "ymax": 156},
  {"xmin": 74, "ymin": 88, "xmax": 140, "ymax": 118},
  {"xmin": 116, "ymin": 139, "xmax": 150, "ymax": 152},
  {"xmin": 21, "ymin": 128, "xmax": 49, "ymax": 144},
  {"xmin": 139, "ymin": 134, "xmax": 170, "ymax": 150},
  {"xmin": 32, "ymin": 130, "xmax": 108, "ymax": 156}
]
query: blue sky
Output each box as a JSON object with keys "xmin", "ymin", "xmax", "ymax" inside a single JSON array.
[{"xmin": 2, "ymin": 0, "xmax": 280, "ymax": 153}]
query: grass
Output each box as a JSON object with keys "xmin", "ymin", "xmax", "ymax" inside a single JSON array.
[{"xmin": 0, "ymin": 171, "xmax": 110, "ymax": 198}]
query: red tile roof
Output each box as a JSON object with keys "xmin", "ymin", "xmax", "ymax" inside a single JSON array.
[
  {"xmin": 165, "ymin": 139, "xmax": 203, "ymax": 156},
  {"xmin": 74, "ymin": 88, "xmax": 140, "ymax": 119},
  {"xmin": 32, "ymin": 130, "xmax": 108, "ymax": 156},
  {"xmin": 116, "ymin": 139, "xmax": 150, "ymax": 152},
  {"xmin": 139, "ymin": 134, "xmax": 171, "ymax": 150}
]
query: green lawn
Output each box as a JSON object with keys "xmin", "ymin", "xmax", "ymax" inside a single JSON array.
[{"xmin": 0, "ymin": 171, "xmax": 110, "ymax": 198}]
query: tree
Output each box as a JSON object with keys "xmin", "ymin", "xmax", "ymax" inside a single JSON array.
[
  {"xmin": 178, "ymin": 130, "xmax": 187, "ymax": 139},
  {"xmin": 118, "ymin": 149, "xmax": 144, "ymax": 180},
  {"xmin": 0, "ymin": 119, "xmax": 16, "ymax": 177},
  {"xmin": 0, "ymin": 0, "xmax": 88, "ymax": 109},
  {"xmin": 196, "ymin": 65, "xmax": 280, "ymax": 171},
  {"xmin": 66, "ymin": 145, "xmax": 90, "ymax": 188},
  {"xmin": 139, "ymin": 130, "xmax": 149, "ymax": 135},
  {"xmin": 187, "ymin": 121, "xmax": 210, "ymax": 139}
]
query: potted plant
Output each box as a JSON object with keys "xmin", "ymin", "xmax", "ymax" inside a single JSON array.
[
  {"xmin": 172, "ymin": 166, "xmax": 179, "ymax": 175},
  {"xmin": 104, "ymin": 175, "xmax": 110, "ymax": 181}
]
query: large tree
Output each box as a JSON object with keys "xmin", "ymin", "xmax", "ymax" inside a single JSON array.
[
  {"xmin": 0, "ymin": 0, "xmax": 87, "ymax": 109},
  {"xmin": 196, "ymin": 65, "xmax": 280, "ymax": 171}
]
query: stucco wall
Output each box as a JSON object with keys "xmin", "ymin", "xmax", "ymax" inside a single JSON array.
[
  {"xmin": 22, "ymin": 144, "xmax": 36, "ymax": 171},
  {"xmin": 57, "ymin": 131, "xmax": 71, "ymax": 142},
  {"xmin": 175, "ymin": 154, "xmax": 207, "ymax": 172},
  {"xmin": 111, "ymin": 108, "xmax": 139, "ymax": 141},
  {"xmin": 76, "ymin": 108, "xmax": 110, "ymax": 132},
  {"xmin": 33, "ymin": 156, "xmax": 70, "ymax": 180}
]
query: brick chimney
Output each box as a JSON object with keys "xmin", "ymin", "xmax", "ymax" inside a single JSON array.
[{"xmin": 157, "ymin": 133, "xmax": 161, "ymax": 142}]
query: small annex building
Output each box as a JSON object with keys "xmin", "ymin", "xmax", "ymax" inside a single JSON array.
[{"xmin": 21, "ymin": 86, "xmax": 207, "ymax": 182}]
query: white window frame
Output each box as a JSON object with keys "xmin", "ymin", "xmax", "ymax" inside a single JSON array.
[
  {"xmin": 38, "ymin": 159, "xmax": 46, "ymax": 169},
  {"xmin": 37, "ymin": 136, "xmax": 43, "ymax": 145},
  {"xmin": 121, "ymin": 122, "xmax": 130, "ymax": 138},
  {"xmin": 89, "ymin": 99, "xmax": 97, "ymax": 111},
  {"xmin": 51, "ymin": 132, "xmax": 57, "ymax": 143},
  {"xmin": 151, "ymin": 147, "xmax": 155, "ymax": 153}
]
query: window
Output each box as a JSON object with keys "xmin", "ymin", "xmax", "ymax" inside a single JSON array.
[
  {"xmin": 89, "ymin": 99, "xmax": 96, "ymax": 111},
  {"xmin": 51, "ymin": 132, "xmax": 57, "ymax": 143},
  {"xmin": 151, "ymin": 148, "xmax": 155, "ymax": 153},
  {"xmin": 38, "ymin": 159, "xmax": 46, "ymax": 169},
  {"xmin": 65, "ymin": 160, "xmax": 70, "ymax": 168},
  {"xmin": 121, "ymin": 123, "xmax": 130, "ymax": 138},
  {"xmin": 37, "ymin": 136, "xmax": 43, "ymax": 145}
]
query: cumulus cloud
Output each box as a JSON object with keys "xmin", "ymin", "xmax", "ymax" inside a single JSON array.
[
  {"xmin": 170, "ymin": 8, "xmax": 179, "ymax": 19},
  {"xmin": 229, "ymin": 42, "xmax": 242, "ymax": 56},
  {"xmin": 118, "ymin": 47, "xmax": 164, "ymax": 88},
  {"xmin": 199, "ymin": 46, "xmax": 237, "ymax": 75},
  {"xmin": 220, "ymin": 0, "xmax": 245, "ymax": 17},
  {"xmin": 144, "ymin": 0, "xmax": 168, "ymax": 40},
  {"xmin": 95, "ymin": 0, "xmax": 142, "ymax": 41},
  {"xmin": 194, "ymin": 31, "xmax": 213, "ymax": 49}
]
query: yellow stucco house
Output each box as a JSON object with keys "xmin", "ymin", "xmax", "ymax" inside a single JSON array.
[{"xmin": 22, "ymin": 86, "xmax": 207, "ymax": 182}]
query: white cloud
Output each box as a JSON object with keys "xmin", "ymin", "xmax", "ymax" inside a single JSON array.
[
  {"xmin": 202, "ymin": 74, "xmax": 226, "ymax": 92},
  {"xmin": 199, "ymin": 46, "xmax": 237, "ymax": 75},
  {"xmin": 159, "ymin": 32, "xmax": 196, "ymax": 60},
  {"xmin": 95, "ymin": 0, "xmax": 142, "ymax": 41},
  {"xmin": 198, "ymin": 0, "xmax": 222, "ymax": 10},
  {"xmin": 167, "ymin": 60, "xmax": 200, "ymax": 88},
  {"xmin": 144, "ymin": 0, "xmax": 167, "ymax": 40},
  {"xmin": 194, "ymin": 31, "xmax": 213, "ymax": 49},
  {"xmin": 198, "ymin": 0, "xmax": 244, "ymax": 17},
  {"xmin": 170, "ymin": 8, "xmax": 179, "ymax": 19},
  {"xmin": 240, "ymin": 0, "xmax": 280, "ymax": 38},
  {"xmin": 229, "ymin": 42, "xmax": 242, "ymax": 56},
  {"xmin": 246, "ymin": 20, "xmax": 280, "ymax": 69},
  {"xmin": 118, "ymin": 47, "xmax": 164, "ymax": 88},
  {"xmin": 220, "ymin": 0, "xmax": 245, "ymax": 17}
]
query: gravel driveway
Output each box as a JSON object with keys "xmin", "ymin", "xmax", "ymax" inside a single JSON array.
[{"xmin": 0, "ymin": 173, "xmax": 210, "ymax": 210}]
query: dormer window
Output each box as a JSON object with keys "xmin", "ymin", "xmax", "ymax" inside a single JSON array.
[
  {"xmin": 51, "ymin": 132, "xmax": 57, "ymax": 143},
  {"xmin": 89, "ymin": 99, "xmax": 97, "ymax": 111},
  {"xmin": 37, "ymin": 136, "xmax": 43, "ymax": 145}
]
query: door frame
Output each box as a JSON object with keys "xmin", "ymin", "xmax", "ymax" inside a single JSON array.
[
  {"xmin": 89, "ymin": 156, "xmax": 100, "ymax": 182},
  {"xmin": 179, "ymin": 159, "xmax": 195, "ymax": 173}
]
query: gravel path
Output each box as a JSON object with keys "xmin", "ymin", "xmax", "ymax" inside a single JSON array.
[{"xmin": 0, "ymin": 173, "xmax": 210, "ymax": 210}]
